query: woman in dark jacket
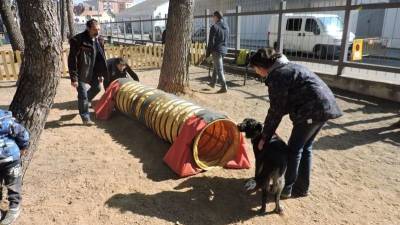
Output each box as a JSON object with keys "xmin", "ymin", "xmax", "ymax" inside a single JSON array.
[
  {"xmin": 248, "ymin": 48, "xmax": 342, "ymax": 198},
  {"xmin": 104, "ymin": 57, "xmax": 140, "ymax": 90}
]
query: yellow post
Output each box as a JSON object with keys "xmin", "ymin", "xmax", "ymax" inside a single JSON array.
[
  {"xmin": 61, "ymin": 49, "xmax": 66, "ymax": 77},
  {"xmin": 129, "ymin": 46, "xmax": 134, "ymax": 68},
  {"xmin": 1, "ymin": 51, "xmax": 10, "ymax": 80},
  {"xmin": 352, "ymin": 39, "xmax": 363, "ymax": 61},
  {"xmin": 146, "ymin": 46, "xmax": 151, "ymax": 68},
  {"xmin": 15, "ymin": 51, "xmax": 22, "ymax": 76},
  {"xmin": 195, "ymin": 42, "xmax": 200, "ymax": 65},
  {"xmin": 190, "ymin": 43, "xmax": 195, "ymax": 65},
  {"xmin": 157, "ymin": 45, "xmax": 162, "ymax": 67},
  {"xmin": 9, "ymin": 51, "xmax": 17, "ymax": 79}
]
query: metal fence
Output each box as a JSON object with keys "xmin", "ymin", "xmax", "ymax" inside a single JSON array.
[{"xmin": 75, "ymin": 0, "xmax": 400, "ymax": 81}]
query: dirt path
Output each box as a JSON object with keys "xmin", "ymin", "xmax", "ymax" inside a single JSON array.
[{"xmin": 0, "ymin": 66, "xmax": 399, "ymax": 225}]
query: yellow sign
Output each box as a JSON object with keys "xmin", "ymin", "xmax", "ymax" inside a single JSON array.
[{"xmin": 352, "ymin": 39, "xmax": 363, "ymax": 61}]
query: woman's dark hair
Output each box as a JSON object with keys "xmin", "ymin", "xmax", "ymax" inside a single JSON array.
[
  {"xmin": 213, "ymin": 11, "xmax": 223, "ymax": 20},
  {"xmin": 248, "ymin": 48, "xmax": 282, "ymax": 69},
  {"xmin": 86, "ymin": 19, "xmax": 99, "ymax": 28},
  {"xmin": 115, "ymin": 57, "xmax": 127, "ymax": 65}
]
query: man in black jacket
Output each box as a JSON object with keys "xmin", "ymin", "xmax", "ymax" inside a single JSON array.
[
  {"xmin": 68, "ymin": 19, "xmax": 107, "ymax": 125},
  {"xmin": 206, "ymin": 11, "xmax": 229, "ymax": 93},
  {"xmin": 104, "ymin": 57, "xmax": 139, "ymax": 90}
]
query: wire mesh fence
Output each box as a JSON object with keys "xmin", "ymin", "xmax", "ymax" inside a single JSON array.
[{"xmin": 71, "ymin": 0, "xmax": 400, "ymax": 82}]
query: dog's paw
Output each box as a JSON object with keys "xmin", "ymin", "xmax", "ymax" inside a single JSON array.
[
  {"xmin": 274, "ymin": 206, "xmax": 284, "ymax": 215},
  {"xmin": 258, "ymin": 207, "xmax": 267, "ymax": 215}
]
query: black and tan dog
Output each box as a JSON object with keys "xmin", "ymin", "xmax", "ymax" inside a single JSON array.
[{"xmin": 238, "ymin": 118, "xmax": 288, "ymax": 214}]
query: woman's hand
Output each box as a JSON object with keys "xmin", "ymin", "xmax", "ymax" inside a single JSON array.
[
  {"xmin": 71, "ymin": 81, "xmax": 78, "ymax": 88},
  {"xmin": 258, "ymin": 138, "xmax": 266, "ymax": 151}
]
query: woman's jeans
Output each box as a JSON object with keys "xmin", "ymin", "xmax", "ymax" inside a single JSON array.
[
  {"xmin": 284, "ymin": 121, "xmax": 326, "ymax": 195},
  {"xmin": 211, "ymin": 52, "xmax": 227, "ymax": 90}
]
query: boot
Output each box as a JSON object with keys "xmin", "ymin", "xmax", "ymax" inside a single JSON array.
[
  {"xmin": 217, "ymin": 85, "xmax": 228, "ymax": 93},
  {"xmin": 1, "ymin": 207, "xmax": 21, "ymax": 225}
]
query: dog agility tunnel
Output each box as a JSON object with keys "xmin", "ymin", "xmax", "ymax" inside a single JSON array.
[{"xmin": 95, "ymin": 79, "xmax": 250, "ymax": 177}]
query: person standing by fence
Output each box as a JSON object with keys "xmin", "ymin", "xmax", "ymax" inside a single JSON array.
[
  {"xmin": 206, "ymin": 11, "xmax": 229, "ymax": 93},
  {"xmin": 68, "ymin": 19, "xmax": 107, "ymax": 125}
]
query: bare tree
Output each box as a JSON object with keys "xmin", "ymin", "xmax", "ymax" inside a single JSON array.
[
  {"xmin": 0, "ymin": 0, "xmax": 24, "ymax": 51},
  {"xmin": 60, "ymin": 0, "xmax": 68, "ymax": 41},
  {"xmin": 157, "ymin": 0, "xmax": 194, "ymax": 94},
  {"xmin": 10, "ymin": 0, "xmax": 62, "ymax": 169},
  {"xmin": 66, "ymin": 0, "xmax": 75, "ymax": 38}
]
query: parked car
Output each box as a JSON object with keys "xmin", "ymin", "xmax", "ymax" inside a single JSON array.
[{"xmin": 268, "ymin": 14, "xmax": 355, "ymax": 59}]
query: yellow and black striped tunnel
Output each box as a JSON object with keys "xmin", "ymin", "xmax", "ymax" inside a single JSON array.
[{"xmin": 115, "ymin": 79, "xmax": 241, "ymax": 170}]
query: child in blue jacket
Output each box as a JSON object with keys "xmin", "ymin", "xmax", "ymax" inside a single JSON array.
[{"xmin": 0, "ymin": 110, "xmax": 29, "ymax": 225}]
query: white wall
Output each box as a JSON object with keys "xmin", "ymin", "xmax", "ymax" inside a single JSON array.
[
  {"xmin": 153, "ymin": 2, "xmax": 168, "ymax": 19},
  {"xmin": 382, "ymin": 8, "xmax": 400, "ymax": 49}
]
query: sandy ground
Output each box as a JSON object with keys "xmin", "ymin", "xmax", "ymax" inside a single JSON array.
[{"xmin": 0, "ymin": 66, "xmax": 399, "ymax": 225}]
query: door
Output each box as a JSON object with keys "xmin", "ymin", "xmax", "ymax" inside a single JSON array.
[
  {"xmin": 284, "ymin": 18, "xmax": 303, "ymax": 52},
  {"xmin": 301, "ymin": 18, "xmax": 322, "ymax": 53}
]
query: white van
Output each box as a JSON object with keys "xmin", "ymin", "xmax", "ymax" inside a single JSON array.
[{"xmin": 268, "ymin": 14, "xmax": 355, "ymax": 58}]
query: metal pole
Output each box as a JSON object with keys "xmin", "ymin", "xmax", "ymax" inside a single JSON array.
[
  {"xmin": 117, "ymin": 21, "xmax": 120, "ymax": 42},
  {"xmin": 235, "ymin": 5, "xmax": 241, "ymax": 50},
  {"xmin": 140, "ymin": 17, "xmax": 144, "ymax": 41},
  {"xmin": 123, "ymin": 20, "xmax": 127, "ymax": 43},
  {"xmin": 57, "ymin": 1, "xmax": 61, "ymax": 26},
  {"xmin": 337, "ymin": 0, "xmax": 352, "ymax": 76},
  {"xmin": 108, "ymin": 20, "xmax": 111, "ymax": 36},
  {"xmin": 131, "ymin": 22, "xmax": 134, "ymax": 44},
  {"xmin": 205, "ymin": 9, "xmax": 210, "ymax": 44},
  {"xmin": 277, "ymin": 0, "xmax": 286, "ymax": 52},
  {"xmin": 151, "ymin": 16, "xmax": 156, "ymax": 43}
]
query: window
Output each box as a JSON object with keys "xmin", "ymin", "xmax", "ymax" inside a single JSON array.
[
  {"xmin": 319, "ymin": 16, "xmax": 343, "ymax": 32},
  {"xmin": 305, "ymin": 19, "xmax": 319, "ymax": 32},
  {"xmin": 286, "ymin": 18, "xmax": 302, "ymax": 31}
]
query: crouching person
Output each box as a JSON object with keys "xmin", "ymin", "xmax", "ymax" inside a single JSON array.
[
  {"xmin": 0, "ymin": 110, "xmax": 29, "ymax": 225},
  {"xmin": 104, "ymin": 57, "xmax": 140, "ymax": 90}
]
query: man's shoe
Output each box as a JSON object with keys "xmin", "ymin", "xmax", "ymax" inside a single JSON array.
[
  {"xmin": 292, "ymin": 190, "xmax": 309, "ymax": 198},
  {"xmin": 82, "ymin": 119, "xmax": 95, "ymax": 126},
  {"xmin": 1, "ymin": 207, "xmax": 21, "ymax": 225},
  {"xmin": 208, "ymin": 82, "xmax": 216, "ymax": 88},
  {"xmin": 280, "ymin": 188, "xmax": 292, "ymax": 199},
  {"xmin": 280, "ymin": 192, "xmax": 291, "ymax": 199},
  {"xmin": 216, "ymin": 88, "xmax": 227, "ymax": 93}
]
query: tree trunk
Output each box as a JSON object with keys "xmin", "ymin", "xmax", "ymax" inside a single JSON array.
[
  {"xmin": 10, "ymin": 0, "xmax": 61, "ymax": 170},
  {"xmin": 66, "ymin": 0, "xmax": 75, "ymax": 38},
  {"xmin": 60, "ymin": 0, "xmax": 68, "ymax": 41},
  {"xmin": 157, "ymin": 0, "xmax": 194, "ymax": 94},
  {"xmin": 0, "ymin": 0, "xmax": 24, "ymax": 51}
]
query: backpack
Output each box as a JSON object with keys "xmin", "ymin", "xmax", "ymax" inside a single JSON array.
[
  {"xmin": 0, "ymin": 110, "xmax": 13, "ymax": 136},
  {"xmin": 0, "ymin": 110, "xmax": 21, "ymax": 161}
]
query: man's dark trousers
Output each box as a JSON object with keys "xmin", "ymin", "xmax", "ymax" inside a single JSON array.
[{"xmin": 77, "ymin": 78, "xmax": 101, "ymax": 121}]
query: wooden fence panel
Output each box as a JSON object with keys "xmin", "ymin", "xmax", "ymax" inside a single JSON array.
[
  {"xmin": 1, "ymin": 51, "xmax": 10, "ymax": 80},
  {"xmin": 0, "ymin": 43, "xmax": 207, "ymax": 81},
  {"xmin": 10, "ymin": 51, "xmax": 17, "ymax": 77}
]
